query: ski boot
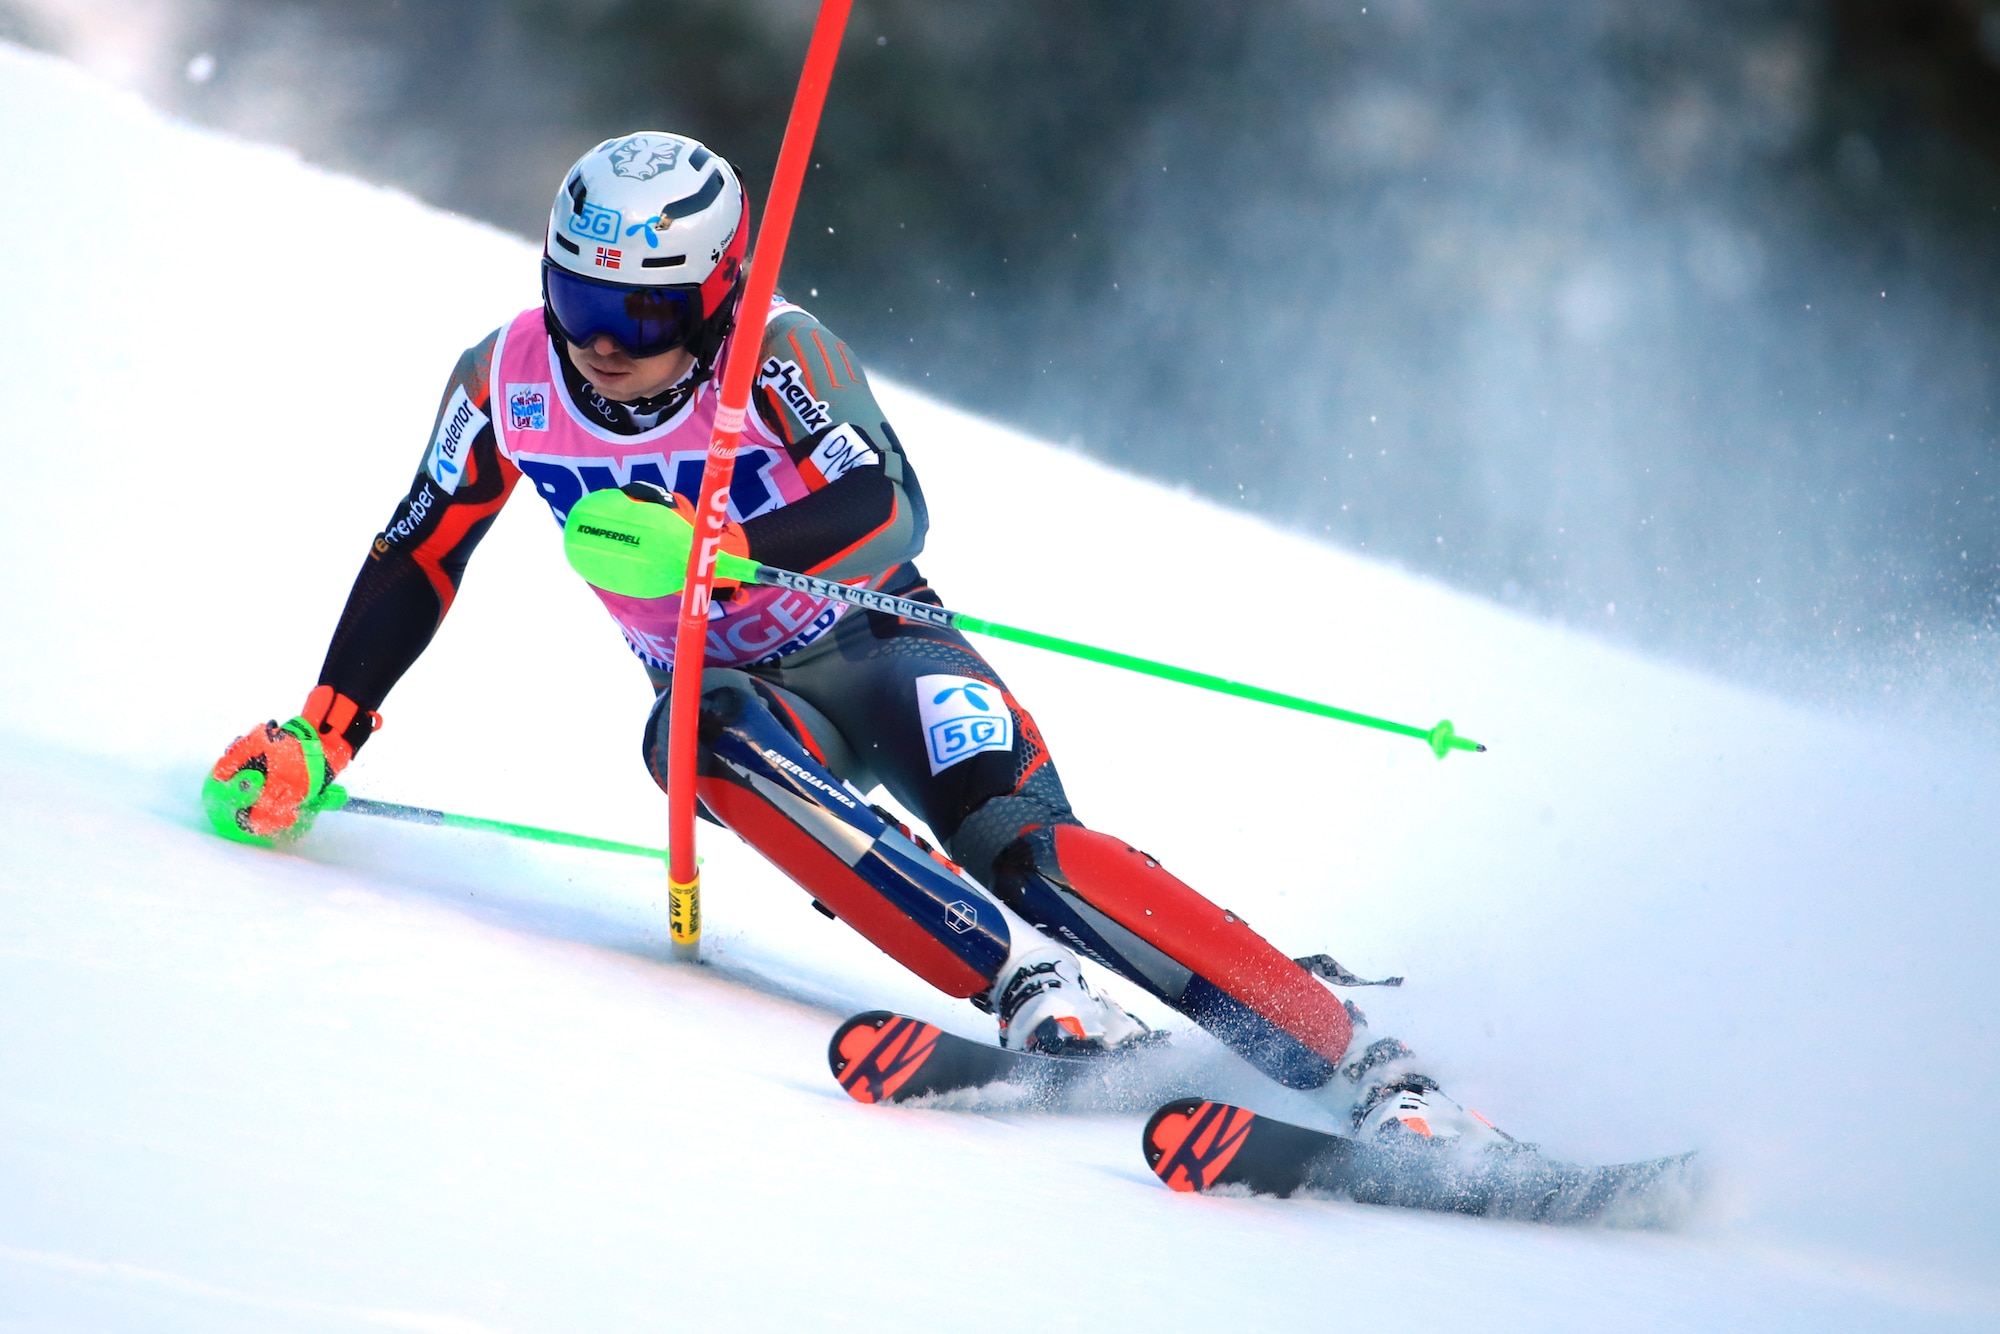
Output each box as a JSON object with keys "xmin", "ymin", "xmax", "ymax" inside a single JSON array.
[
  {"xmin": 1354, "ymin": 1074, "xmax": 1515, "ymax": 1147},
  {"xmin": 1330, "ymin": 1006, "xmax": 1516, "ymax": 1148},
  {"xmin": 990, "ymin": 942, "xmax": 1150, "ymax": 1056}
]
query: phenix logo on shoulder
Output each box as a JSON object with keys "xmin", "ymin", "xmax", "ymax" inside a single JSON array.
[{"xmin": 759, "ymin": 357, "xmax": 831, "ymax": 433}]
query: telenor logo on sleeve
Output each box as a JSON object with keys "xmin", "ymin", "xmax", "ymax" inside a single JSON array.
[
  {"xmin": 916, "ymin": 674, "xmax": 1013, "ymax": 774},
  {"xmin": 428, "ymin": 385, "xmax": 490, "ymax": 495}
]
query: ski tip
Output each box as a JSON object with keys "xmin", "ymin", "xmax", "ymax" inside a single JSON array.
[
  {"xmin": 1587, "ymin": 1148, "xmax": 1703, "ymax": 1229},
  {"xmin": 1632, "ymin": 1148, "xmax": 1701, "ymax": 1182},
  {"xmin": 1143, "ymin": 1098, "xmax": 1259, "ymax": 1193},
  {"xmin": 828, "ymin": 1011, "xmax": 944, "ymax": 1106}
]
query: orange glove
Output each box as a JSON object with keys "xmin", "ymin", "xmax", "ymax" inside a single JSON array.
[{"xmin": 203, "ymin": 687, "xmax": 376, "ymax": 844}]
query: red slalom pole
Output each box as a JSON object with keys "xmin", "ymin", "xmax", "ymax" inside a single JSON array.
[{"xmin": 662, "ymin": 0, "xmax": 853, "ymax": 960}]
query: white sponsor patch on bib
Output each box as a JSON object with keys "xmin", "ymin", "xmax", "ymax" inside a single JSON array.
[
  {"xmin": 916, "ymin": 674, "xmax": 1013, "ymax": 774},
  {"xmin": 505, "ymin": 382, "xmax": 549, "ymax": 431},
  {"xmin": 428, "ymin": 384, "xmax": 489, "ymax": 495},
  {"xmin": 807, "ymin": 423, "xmax": 880, "ymax": 485}
]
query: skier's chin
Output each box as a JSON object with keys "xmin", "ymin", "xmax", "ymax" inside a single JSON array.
[
  {"xmin": 569, "ymin": 341, "xmax": 692, "ymax": 402},
  {"xmin": 585, "ymin": 369, "xmax": 636, "ymax": 398}
]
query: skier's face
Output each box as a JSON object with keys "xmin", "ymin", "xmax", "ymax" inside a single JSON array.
[{"xmin": 569, "ymin": 334, "xmax": 696, "ymax": 402}]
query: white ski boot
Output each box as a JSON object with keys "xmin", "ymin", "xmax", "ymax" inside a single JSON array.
[
  {"xmin": 1354, "ymin": 1074, "xmax": 1514, "ymax": 1147},
  {"xmin": 989, "ymin": 941, "xmax": 1150, "ymax": 1056},
  {"xmin": 1331, "ymin": 1006, "xmax": 1514, "ymax": 1148}
]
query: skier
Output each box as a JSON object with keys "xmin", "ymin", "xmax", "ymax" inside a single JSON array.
[{"xmin": 205, "ymin": 132, "xmax": 1495, "ymax": 1147}]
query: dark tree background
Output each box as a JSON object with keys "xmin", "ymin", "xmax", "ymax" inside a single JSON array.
[{"xmin": 11, "ymin": 0, "xmax": 1998, "ymax": 708}]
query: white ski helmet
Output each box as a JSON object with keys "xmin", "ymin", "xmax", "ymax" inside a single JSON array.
[{"xmin": 542, "ymin": 131, "xmax": 750, "ymax": 368}]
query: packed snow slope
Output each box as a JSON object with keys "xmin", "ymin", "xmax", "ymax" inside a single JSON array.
[{"xmin": 2, "ymin": 44, "xmax": 1996, "ymax": 1332}]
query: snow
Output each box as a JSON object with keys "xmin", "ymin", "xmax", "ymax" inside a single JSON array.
[{"xmin": 1, "ymin": 41, "xmax": 1997, "ymax": 1331}]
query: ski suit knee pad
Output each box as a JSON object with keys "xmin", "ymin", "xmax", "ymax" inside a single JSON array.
[
  {"xmin": 642, "ymin": 669, "xmax": 873, "ymax": 808},
  {"xmin": 661, "ymin": 671, "xmax": 1013, "ymax": 999},
  {"xmin": 991, "ymin": 826, "xmax": 1351, "ymax": 1089},
  {"xmin": 941, "ymin": 765, "xmax": 1078, "ymax": 893}
]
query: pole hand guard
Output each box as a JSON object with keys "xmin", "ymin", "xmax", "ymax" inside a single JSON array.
[{"xmin": 202, "ymin": 717, "xmax": 350, "ymax": 846}]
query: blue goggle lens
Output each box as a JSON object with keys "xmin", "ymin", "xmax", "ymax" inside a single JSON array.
[{"xmin": 543, "ymin": 261, "xmax": 702, "ymax": 358}]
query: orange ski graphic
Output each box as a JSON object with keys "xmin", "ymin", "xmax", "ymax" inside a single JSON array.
[
  {"xmin": 831, "ymin": 1012, "xmax": 945, "ymax": 1104},
  {"xmin": 1144, "ymin": 1099, "xmax": 1258, "ymax": 1191},
  {"xmin": 829, "ymin": 1010, "xmax": 1163, "ymax": 1105}
]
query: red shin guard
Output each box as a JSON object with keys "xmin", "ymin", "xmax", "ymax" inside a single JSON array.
[
  {"xmin": 697, "ymin": 774, "xmax": 994, "ymax": 998},
  {"xmin": 1052, "ymin": 826, "xmax": 1351, "ymax": 1065}
]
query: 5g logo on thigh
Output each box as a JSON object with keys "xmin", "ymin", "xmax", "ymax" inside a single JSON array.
[{"xmin": 916, "ymin": 675, "xmax": 1014, "ymax": 774}]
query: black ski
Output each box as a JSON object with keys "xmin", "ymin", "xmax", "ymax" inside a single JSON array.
[
  {"xmin": 1142, "ymin": 1098, "xmax": 1697, "ymax": 1226},
  {"xmin": 829, "ymin": 1010, "xmax": 1159, "ymax": 1105}
]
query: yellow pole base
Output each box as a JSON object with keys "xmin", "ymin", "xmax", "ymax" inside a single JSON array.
[{"xmin": 669, "ymin": 871, "xmax": 702, "ymax": 962}]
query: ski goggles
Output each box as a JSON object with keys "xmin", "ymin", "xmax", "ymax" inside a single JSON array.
[{"xmin": 542, "ymin": 260, "xmax": 705, "ymax": 359}]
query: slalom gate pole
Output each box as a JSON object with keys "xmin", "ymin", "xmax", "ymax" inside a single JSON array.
[
  {"xmin": 561, "ymin": 494, "xmax": 1488, "ymax": 759},
  {"xmin": 663, "ymin": 0, "xmax": 854, "ymax": 961}
]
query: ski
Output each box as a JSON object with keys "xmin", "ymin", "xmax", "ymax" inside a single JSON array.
[
  {"xmin": 829, "ymin": 1010, "xmax": 1160, "ymax": 1105},
  {"xmin": 1142, "ymin": 1098, "xmax": 1697, "ymax": 1226}
]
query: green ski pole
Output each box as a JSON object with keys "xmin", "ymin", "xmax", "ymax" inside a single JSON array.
[
  {"xmin": 332, "ymin": 793, "xmax": 671, "ymax": 860},
  {"xmin": 562, "ymin": 489, "xmax": 1486, "ymax": 760},
  {"xmin": 204, "ymin": 766, "xmax": 673, "ymax": 860}
]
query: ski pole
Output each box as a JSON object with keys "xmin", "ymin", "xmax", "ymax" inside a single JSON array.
[
  {"xmin": 562, "ymin": 491, "xmax": 1487, "ymax": 759},
  {"xmin": 660, "ymin": 0, "xmax": 854, "ymax": 961},
  {"xmin": 329, "ymin": 791, "xmax": 671, "ymax": 860},
  {"xmin": 204, "ymin": 773, "xmax": 674, "ymax": 859}
]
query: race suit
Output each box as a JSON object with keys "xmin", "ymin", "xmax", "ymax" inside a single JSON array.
[{"xmin": 312, "ymin": 301, "xmax": 1354, "ymax": 1090}]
